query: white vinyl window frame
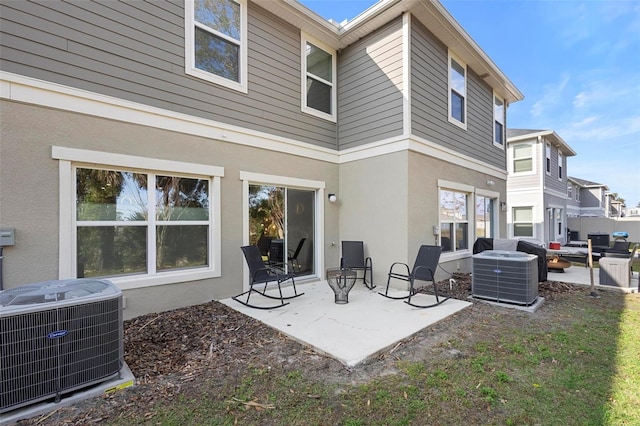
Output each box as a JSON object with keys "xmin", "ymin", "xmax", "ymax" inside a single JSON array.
[
  {"xmin": 53, "ymin": 146, "xmax": 224, "ymax": 290},
  {"xmin": 448, "ymin": 51, "xmax": 467, "ymax": 130},
  {"xmin": 184, "ymin": 0, "xmax": 248, "ymax": 93},
  {"xmin": 301, "ymin": 33, "xmax": 337, "ymax": 122},
  {"xmin": 558, "ymin": 151, "xmax": 563, "ymax": 180},
  {"xmin": 511, "ymin": 206, "xmax": 535, "ymax": 238},
  {"xmin": 545, "ymin": 143, "xmax": 552, "ymax": 175},
  {"xmin": 493, "ymin": 93, "xmax": 505, "ymax": 148},
  {"xmin": 438, "ymin": 180, "xmax": 473, "ymax": 260},
  {"xmin": 475, "ymin": 188, "xmax": 500, "ymax": 240},
  {"xmin": 510, "ymin": 141, "xmax": 535, "ymax": 175}
]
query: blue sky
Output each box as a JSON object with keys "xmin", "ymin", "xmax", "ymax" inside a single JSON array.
[{"xmin": 300, "ymin": 0, "xmax": 640, "ymax": 207}]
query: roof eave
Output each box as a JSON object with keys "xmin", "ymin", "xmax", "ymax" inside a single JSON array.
[{"xmin": 252, "ymin": 0, "xmax": 524, "ymax": 104}]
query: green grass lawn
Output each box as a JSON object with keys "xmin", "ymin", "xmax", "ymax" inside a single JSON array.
[{"xmin": 104, "ymin": 291, "xmax": 640, "ymax": 426}]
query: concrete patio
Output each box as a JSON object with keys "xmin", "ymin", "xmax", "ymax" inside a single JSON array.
[
  {"xmin": 221, "ymin": 281, "xmax": 472, "ymax": 367},
  {"xmin": 221, "ymin": 264, "xmax": 638, "ymax": 368}
]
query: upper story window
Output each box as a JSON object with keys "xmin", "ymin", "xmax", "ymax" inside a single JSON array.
[
  {"xmin": 448, "ymin": 52, "xmax": 467, "ymax": 129},
  {"xmin": 185, "ymin": 0, "xmax": 248, "ymax": 93},
  {"xmin": 302, "ymin": 34, "xmax": 336, "ymax": 122},
  {"xmin": 493, "ymin": 94, "xmax": 505, "ymax": 147},
  {"xmin": 512, "ymin": 142, "xmax": 533, "ymax": 173},
  {"xmin": 545, "ymin": 143, "xmax": 551, "ymax": 175},
  {"xmin": 576, "ymin": 188, "xmax": 580, "ymax": 201},
  {"xmin": 558, "ymin": 152, "xmax": 563, "ymax": 180},
  {"xmin": 568, "ymin": 185, "xmax": 572, "ymax": 199}
]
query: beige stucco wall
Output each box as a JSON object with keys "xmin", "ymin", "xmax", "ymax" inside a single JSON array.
[
  {"xmin": 338, "ymin": 151, "xmax": 409, "ymax": 287},
  {"xmin": 0, "ymin": 100, "xmax": 339, "ymax": 319},
  {"xmin": 337, "ymin": 149, "xmax": 507, "ymax": 289}
]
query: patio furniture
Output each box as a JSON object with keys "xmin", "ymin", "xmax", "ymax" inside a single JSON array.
[
  {"xmin": 599, "ymin": 244, "xmax": 637, "ymax": 288},
  {"xmin": 233, "ymin": 245, "xmax": 304, "ymax": 309},
  {"xmin": 267, "ymin": 239, "xmax": 285, "ymax": 270},
  {"xmin": 379, "ymin": 245, "xmax": 450, "ymax": 308},
  {"xmin": 287, "ymin": 238, "xmax": 306, "ymax": 273},
  {"xmin": 256, "ymin": 233, "xmax": 273, "ymax": 259},
  {"xmin": 326, "ymin": 268, "xmax": 357, "ymax": 304},
  {"xmin": 340, "ymin": 241, "xmax": 375, "ymax": 289},
  {"xmin": 604, "ymin": 240, "xmax": 631, "ymax": 258}
]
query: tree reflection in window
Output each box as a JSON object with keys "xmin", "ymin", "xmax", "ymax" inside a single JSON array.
[{"xmin": 75, "ymin": 168, "xmax": 210, "ymax": 278}]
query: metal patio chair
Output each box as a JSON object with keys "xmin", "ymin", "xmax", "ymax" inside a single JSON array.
[
  {"xmin": 340, "ymin": 241, "xmax": 375, "ymax": 289},
  {"xmin": 287, "ymin": 238, "xmax": 306, "ymax": 273},
  {"xmin": 379, "ymin": 245, "xmax": 450, "ymax": 308},
  {"xmin": 233, "ymin": 245, "xmax": 304, "ymax": 309}
]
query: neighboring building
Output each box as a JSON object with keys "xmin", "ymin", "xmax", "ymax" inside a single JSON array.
[
  {"xmin": 567, "ymin": 177, "xmax": 610, "ymax": 218},
  {"xmin": 506, "ymin": 129, "xmax": 577, "ymax": 246},
  {"xmin": 0, "ymin": 0, "xmax": 522, "ymax": 318}
]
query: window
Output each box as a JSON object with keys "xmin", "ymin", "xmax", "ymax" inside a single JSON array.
[
  {"xmin": 185, "ymin": 0, "xmax": 248, "ymax": 92},
  {"xmin": 512, "ymin": 142, "xmax": 533, "ymax": 173},
  {"xmin": 53, "ymin": 146, "xmax": 223, "ymax": 290},
  {"xmin": 476, "ymin": 195, "xmax": 495, "ymax": 238},
  {"xmin": 513, "ymin": 207, "xmax": 534, "ymax": 237},
  {"xmin": 568, "ymin": 185, "xmax": 572, "ymax": 199},
  {"xmin": 545, "ymin": 143, "xmax": 551, "ymax": 174},
  {"xmin": 440, "ymin": 189, "xmax": 469, "ymax": 252},
  {"xmin": 576, "ymin": 189, "xmax": 580, "ymax": 201},
  {"xmin": 493, "ymin": 95, "xmax": 504, "ymax": 146},
  {"xmin": 302, "ymin": 35, "xmax": 336, "ymax": 121},
  {"xmin": 448, "ymin": 52, "xmax": 467, "ymax": 129},
  {"xmin": 558, "ymin": 152, "xmax": 563, "ymax": 180},
  {"xmin": 76, "ymin": 167, "xmax": 211, "ymax": 279}
]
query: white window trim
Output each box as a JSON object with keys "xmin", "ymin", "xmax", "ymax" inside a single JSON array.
[
  {"xmin": 448, "ymin": 50, "xmax": 467, "ymax": 130},
  {"xmin": 184, "ymin": 0, "xmax": 248, "ymax": 93},
  {"xmin": 510, "ymin": 205, "xmax": 536, "ymax": 239},
  {"xmin": 240, "ymin": 171, "xmax": 326, "ymax": 291},
  {"xmin": 558, "ymin": 151, "xmax": 563, "ymax": 181},
  {"xmin": 301, "ymin": 33, "xmax": 337, "ymax": 122},
  {"xmin": 510, "ymin": 141, "xmax": 536, "ymax": 175},
  {"xmin": 438, "ymin": 180, "xmax": 473, "ymax": 258},
  {"xmin": 53, "ymin": 146, "xmax": 224, "ymax": 290},
  {"xmin": 476, "ymin": 188, "xmax": 500, "ymax": 239},
  {"xmin": 545, "ymin": 143, "xmax": 552, "ymax": 175},
  {"xmin": 493, "ymin": 93, "xmax": 505, "ymax": 149}
]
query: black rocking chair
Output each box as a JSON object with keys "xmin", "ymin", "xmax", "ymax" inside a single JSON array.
[
  {"xmin": 379, "ymin": 245, "xmax": 450, "ymax": 308},
  {"xmin": 340, "ymin": 241, "xmax": 375, "ymax": 289},
  {"xmin": 287, "ymin": 238, "xmax": 306, "ymax": 273},
  {"xmin": 233, "ymin": 245, "xmax": 304, "ymax": 309}
]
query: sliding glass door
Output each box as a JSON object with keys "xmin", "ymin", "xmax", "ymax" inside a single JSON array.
[{"xmin": 249, "ymin": 185, "xmax": 315, "ymax": 276}]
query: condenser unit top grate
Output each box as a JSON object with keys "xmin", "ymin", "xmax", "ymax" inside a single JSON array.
[{"xmin": 0, "ymin": 278, "xmax": 121, "ymax": 314}]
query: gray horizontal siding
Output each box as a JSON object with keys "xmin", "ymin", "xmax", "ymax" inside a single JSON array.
[
  {"xmin": 410, "ymin": 19, "xmax": 504, "ymax": 170},
  {"xmin": 337, "ymin": 17, "xmax": 404, "ymax": 150},
  {"xmin": 0, "ymin": 0, "xmax": 336, "ymax": 148}
]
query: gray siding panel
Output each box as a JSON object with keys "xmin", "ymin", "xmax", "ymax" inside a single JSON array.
[
  {"xmin": 337, "ymin": 18, "xmax": 404, "ymax": 150},
  {"xmin": 0, "ymin": 0, "xmax": 336, "ymax": 148},
  {"xmin": 411, "ymin": 19, "xmax": 504, "ymax": 170}
]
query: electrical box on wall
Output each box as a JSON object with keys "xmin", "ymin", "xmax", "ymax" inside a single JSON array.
[
  {"xmin": 432, "ymin": 226, "xmax": 440, "ymax": 235},
  {"xmin": 0, "ymin": 228, "xmax": 15, "ymax": 246}
]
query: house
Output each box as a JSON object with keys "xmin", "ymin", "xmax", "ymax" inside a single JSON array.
[
  {"xmin": 506, "ymin": 129, "xmax": 577, "ymax": 246},
  {"xmin": 0, "ymin": 0, "xmax": 522, "ymax": 319},
  {"xmin": 567, "ymin": 177, "xmax": 610, "ymax": 218}
]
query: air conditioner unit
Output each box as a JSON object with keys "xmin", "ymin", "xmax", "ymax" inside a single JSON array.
[
  {"xmin": 472, "ymin": 250, "xmax": 538, "ymax": 305},
  {"xmin": 0, "ymin": 279, "xmax": 123, "ymax": 414}
]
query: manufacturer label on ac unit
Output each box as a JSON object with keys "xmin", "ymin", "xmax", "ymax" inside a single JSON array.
[{"xmin": 47, "ymin": 330, "xmax": 68, "ymax": 339}]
